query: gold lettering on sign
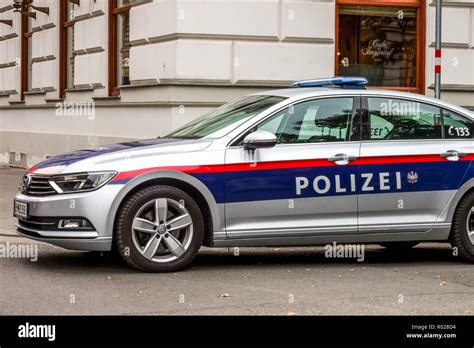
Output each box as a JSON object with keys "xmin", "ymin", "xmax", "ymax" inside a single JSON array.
[{"xmin": 361, "ymin": 39, "xmax": 395, "ymax": 60}]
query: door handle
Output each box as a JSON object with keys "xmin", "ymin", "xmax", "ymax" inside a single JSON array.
[
  {"xmin": 328, "ymin": 153, "xmax": 358, "ymax": 165},
  {"xmin": 440, "ymin": 150, "xmax": 467, "ymax": 161}
]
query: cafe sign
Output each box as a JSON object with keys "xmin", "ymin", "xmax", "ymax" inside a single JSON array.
[{"xmin": 361, "ymin": 39, "xmax": 395, "ymax": 61}]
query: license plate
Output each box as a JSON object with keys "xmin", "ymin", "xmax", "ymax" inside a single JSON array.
[{"xmin": 14, "ymin": 200, "xmax": 28, "ymax": 219}]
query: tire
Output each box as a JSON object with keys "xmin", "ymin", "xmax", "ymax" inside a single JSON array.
[
  {"xmin": 379, "ymin": 242, "xmax": 419, "ymax": 250},
  {"xmin": 450, "ymin": 191, "xmax": 474, "ymax": 263},
  {"xmin": 114, "ymin": 185, "xmax": 204, "ymax": 272}
]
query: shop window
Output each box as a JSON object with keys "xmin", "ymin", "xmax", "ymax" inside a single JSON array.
[{"xmin": 337, "ymin": 2, "xmax": 423, "ymax": 92}]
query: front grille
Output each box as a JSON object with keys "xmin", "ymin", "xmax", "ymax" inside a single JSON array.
[{"xmin": 22, "ymin": 175, "xmax": 57, "ymax": 196}]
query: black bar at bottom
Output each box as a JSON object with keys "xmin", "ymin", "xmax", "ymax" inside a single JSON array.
[{"xmin": 0, "ymin": 315, "xmax": 473, "ymax": 346}]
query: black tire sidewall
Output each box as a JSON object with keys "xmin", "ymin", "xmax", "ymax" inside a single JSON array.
[
  {"xmin": 454, "ymin": 193, "xmax": 474, "ymax": 256},
  {"xmin": 115, "ymin": 185, "xmax": 204, "ymax": 272}
]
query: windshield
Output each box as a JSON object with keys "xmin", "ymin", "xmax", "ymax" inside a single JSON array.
[{"xmin": 166, "ymin": 95, "xmax": 286, "ymax": 139}]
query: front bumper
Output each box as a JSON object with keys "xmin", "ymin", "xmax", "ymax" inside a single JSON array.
[{"xmin": 14, "ymin": 184, "xmax": 123, "ymax": 251}]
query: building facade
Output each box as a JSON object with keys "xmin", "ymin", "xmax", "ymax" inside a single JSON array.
[{"xmin": 0, "ymin": 0, "xmax": 473, "ymax": 168}]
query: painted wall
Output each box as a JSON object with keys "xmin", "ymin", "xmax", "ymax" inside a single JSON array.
[
  {"xmin": 425, "ymin": 0, "xmax": 474, "ymax": 106},
  {"xmin": 0, "ymin": 0, "xmax": 472, "ymax": 168}
]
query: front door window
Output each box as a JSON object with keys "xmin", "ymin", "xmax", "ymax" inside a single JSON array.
[{"xmin": 254, "ymin": 97, "xmax": 355, "ymax": 143}]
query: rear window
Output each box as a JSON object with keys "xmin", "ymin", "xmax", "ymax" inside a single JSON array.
[{"xmin": 443, "ymin": 109, "xmax": 473, "ymax": 139}]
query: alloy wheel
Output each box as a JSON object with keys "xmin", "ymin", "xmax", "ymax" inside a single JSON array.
[
  {"xmin": 131, "ymin": 198, "xmax": 193, "ymax": 263},
  {"xmin": 468, "ymin": 206, "xmax": 474, "ymax": 244}
]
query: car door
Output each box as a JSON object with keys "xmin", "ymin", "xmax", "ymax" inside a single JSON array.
[
  {"xmin": 224, "ymin": 96, "xmax": 361, "ymax": 239},
  {"xmin": 358, "ymin": 96, "xmax": 474, "ymax": 233}
]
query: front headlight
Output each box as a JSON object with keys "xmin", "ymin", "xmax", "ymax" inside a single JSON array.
[{"xmin": 48, "ymin": 171, "xmax": 117, "ymax": 194}]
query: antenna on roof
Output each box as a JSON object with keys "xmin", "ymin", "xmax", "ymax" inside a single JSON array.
[{"xmin": 292, "ymin": 76, "xmax": 368, "ymax": 89}]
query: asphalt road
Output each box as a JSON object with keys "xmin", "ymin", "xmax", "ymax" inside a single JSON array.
[{"xmin": 1, "ymin": 166, "xmax": 474, "ymax": 315}]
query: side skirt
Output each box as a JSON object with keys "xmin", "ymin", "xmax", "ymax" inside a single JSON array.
[{"xmin": 212, "ymin": 224, "xmax": 451, "ymax": 247}]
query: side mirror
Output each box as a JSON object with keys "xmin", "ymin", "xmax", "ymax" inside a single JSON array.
[{"xmin": 243, "ymin": 130, "xmax": 277, "ymax": 151}]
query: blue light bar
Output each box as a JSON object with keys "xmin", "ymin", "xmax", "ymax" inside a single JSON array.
[{"xmin": 292, "ymin": 76, "xmax": 368, "ymax": 88}]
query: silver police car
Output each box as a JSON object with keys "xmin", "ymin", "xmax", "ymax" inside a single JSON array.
[{"xmin": 14, "ymin": 77, "xmax": 474, "ymax": 272}]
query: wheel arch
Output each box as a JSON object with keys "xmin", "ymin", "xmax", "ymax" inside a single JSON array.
[
  {"xmin": 441, "ymin": 178, "xmax": 474, "ymax": 226},
  {"xmin": 106, "ymin": 170, "xmax": 223, "ymax": 247}
]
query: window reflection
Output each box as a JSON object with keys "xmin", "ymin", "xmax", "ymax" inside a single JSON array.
[
  {"xmin": 368, "ymin": 98, "xmax": 442, "ymax": 140},
  {"xmin": 257, "ymin": 98, "xmax": 354, "ymax": 144},
  {"xmin": 338, "ymin": 6, "xmax": 418, "ymax": 88}
]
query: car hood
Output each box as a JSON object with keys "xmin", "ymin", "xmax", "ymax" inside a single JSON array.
[{"xmin": 29, "ymin": 138, "xmax": 213, "ymax": 175}]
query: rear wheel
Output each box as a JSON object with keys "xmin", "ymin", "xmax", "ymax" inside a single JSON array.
[
  {"xmin": 114, "ymin": 185, "xmax": 204, "ymax": 272},
  {"xmin": 450, "ymin": 191, "xmax": 474, "ymax": 263}
]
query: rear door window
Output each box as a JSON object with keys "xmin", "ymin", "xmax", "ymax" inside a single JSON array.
[{"xmin": 367, "ymin": 98, "xmax": 442, "ymax": 140}]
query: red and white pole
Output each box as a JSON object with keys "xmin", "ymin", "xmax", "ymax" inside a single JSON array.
[{"xmin": 434, "ymin": 0, "xmax": 442, "ymax": 99}]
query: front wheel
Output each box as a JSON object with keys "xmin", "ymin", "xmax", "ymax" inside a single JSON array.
[
  {"xmin": 450, "ymin": 191, "xmax": 474, "ymax": 263},
  {"xmin": 114, "ymin": 185, "xmax": 204, "ymax": 272}
]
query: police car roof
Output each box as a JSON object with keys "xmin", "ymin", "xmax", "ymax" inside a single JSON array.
[{"xmin": 255, "ymin": 87, "xmax": 474, "ymax": 119}]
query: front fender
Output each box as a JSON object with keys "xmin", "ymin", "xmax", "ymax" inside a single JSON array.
[{"xmin": 105, "ymin": 170, "xmax": 224, "ymax": 239}]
